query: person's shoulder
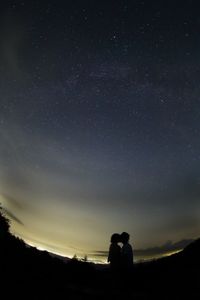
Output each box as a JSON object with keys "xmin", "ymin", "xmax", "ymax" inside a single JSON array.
[
  {"xmin": 110, "ymin": 243, "xmax": 119, "ymax": 250},
  {"xmin": 123, "ymin": 243, "xmax": 133, "ymax": 252},
  {"xmin": 127, "ymin": 243, "xmax": 133, "ymax": 250},
  {"xmin": 123, "ymin": 243, "xmax": 131, "ymax": 248}
]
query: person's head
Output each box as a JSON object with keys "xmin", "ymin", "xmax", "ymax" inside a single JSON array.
[
  {"xmin": 110, "ymin": 233, "xmax": 121, "ymax": 244},
  {"xmin": 120, "ymin": 232, "xmax": 130, "ymax": 244}
]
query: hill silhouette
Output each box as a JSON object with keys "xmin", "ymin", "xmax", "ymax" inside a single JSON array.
[{"xmin": 0, "ymin": 208, "xmax": 199, "ymax": 299}]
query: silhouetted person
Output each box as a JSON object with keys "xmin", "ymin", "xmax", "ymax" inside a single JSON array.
[
  {"xmin": 108, "ymin": 233, "xmax": 121, "ymax": 271},
  {"xmin": 120, "ymin": 232, "xmax": 133, "ymax": 271}
]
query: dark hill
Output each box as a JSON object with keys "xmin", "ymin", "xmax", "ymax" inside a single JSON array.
[
  {"xmin": 182, "ymin": 238, "xmax": 200, "ymax": 259},
  {"xmin": 0, "ymin": 208, "xmax": 199, "ymax": 299}
]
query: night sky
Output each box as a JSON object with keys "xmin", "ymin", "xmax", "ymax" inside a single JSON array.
[{"xmin": 0, "ymin": 0, "xmax": 200, "ymax": 262}]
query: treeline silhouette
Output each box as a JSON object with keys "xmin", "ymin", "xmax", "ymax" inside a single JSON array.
[{"xmin": 0, "ymin": 207, "xmax": 199, "ymax": 299}]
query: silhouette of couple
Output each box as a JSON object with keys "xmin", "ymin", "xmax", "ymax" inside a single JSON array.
[{"xmin": 108, "ymin": 232, "xmax": 133, "ymax": 272}]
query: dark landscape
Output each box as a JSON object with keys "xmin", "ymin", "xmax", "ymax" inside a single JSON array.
[{"xmin": 1, "ymin": 208, "xmax": 199, "ymax": 299}]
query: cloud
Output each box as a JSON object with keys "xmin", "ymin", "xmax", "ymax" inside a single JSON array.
[
  {"xmin": 3, "ymin": 207, "xmax": 24, "ymax": 226},
  {"xmin": 0, "ymin": 11, "xmax": 24, "ymax": 77},
  {"xmin": 1, "ymin": 193, "xmax": 23, "ymax": 209},
  {"xmin": 133, "ymin": 239, "xmax": 194, "ymax": 257},
  {"xmin": 91, "ymin": 239, "xmax": 195, "ymax": 259}
]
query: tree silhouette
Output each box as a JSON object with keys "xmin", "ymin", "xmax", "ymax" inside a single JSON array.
[
  {"xmin": 0, "ymin": 205, "xmax": 10, "ymax": 238},
  {"xmin": 84, "ymin": 255, "xmax": 88, "ymax": 262},
  {"xmin": 72, "ymin": 254, "xmax": 78, "ymax": 260}
]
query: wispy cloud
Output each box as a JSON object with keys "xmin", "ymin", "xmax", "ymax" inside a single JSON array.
[
  {"xmin": 133, "ymin": 239, "xmax": 194, "ymax": 257},
  {"xmin": 91, "ymin": 239, "xmax": 195, "ymax": 259},
  {"xmin": 3, "ymin": 207, "xmax": 24, "ymax": 225}
]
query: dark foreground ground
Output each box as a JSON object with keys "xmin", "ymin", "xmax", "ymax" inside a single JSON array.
[{"xmin": 0, "ymin": 211, "xmax": 199, "ymax": 299}]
